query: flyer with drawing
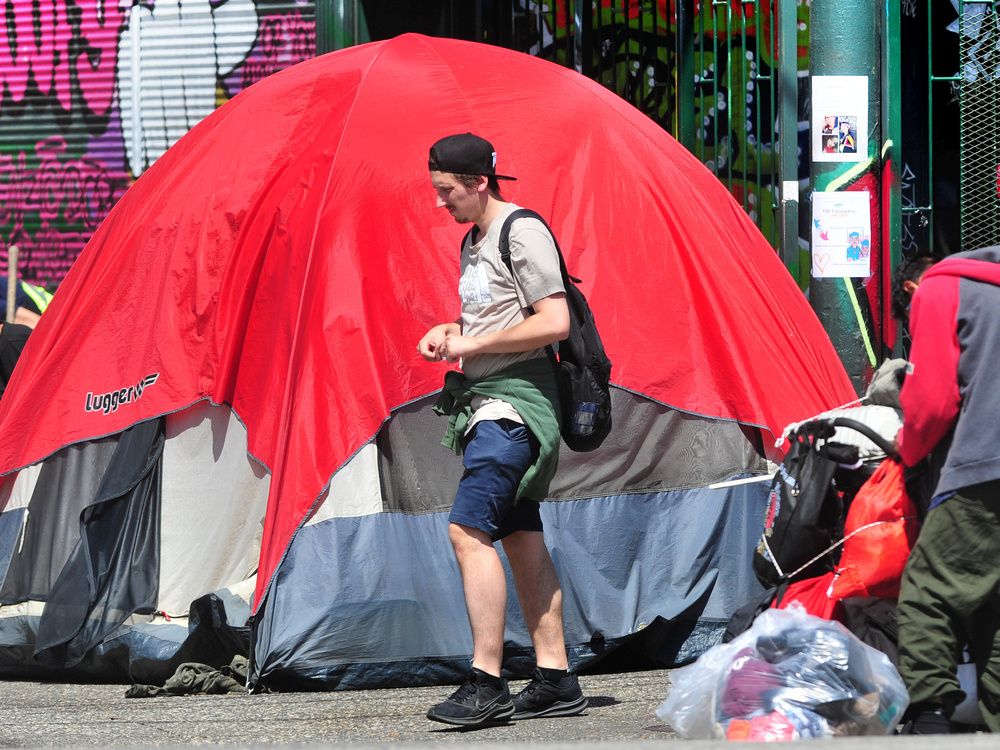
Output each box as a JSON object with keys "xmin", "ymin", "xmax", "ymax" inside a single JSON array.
[
  {"xmin": 812, "ymin": 76, "xmax": 867, "ymax": 163},
  {"xmin": 811, "ymin": 191, "xmax": 872, "ymax": 278}
]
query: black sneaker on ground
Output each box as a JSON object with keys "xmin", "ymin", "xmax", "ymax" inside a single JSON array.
[
  {"xmin": 898, "ymin": 706, "xmax": 953, "ymax": 735},
  {"xmin": 426, "ymin": 669, "xmax": 514, "ymax": 727},
  {"xmin": 511, "ymin": 668, "xmax": 588, "ymax": 720}
]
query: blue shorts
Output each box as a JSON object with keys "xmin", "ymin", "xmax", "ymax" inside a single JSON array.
[{"xmin": 449, "ymin": 419, "xmax": 543, "ymax": 541}]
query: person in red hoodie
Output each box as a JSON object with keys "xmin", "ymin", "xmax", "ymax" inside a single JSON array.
[{"xmin": 895, "ymin": 246, "xmax": 1000, "ymax": 734}]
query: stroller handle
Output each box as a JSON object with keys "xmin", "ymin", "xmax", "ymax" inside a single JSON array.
[{"xmin": 829, "ymin": 416, "xmax": 900, "ymax": 462}]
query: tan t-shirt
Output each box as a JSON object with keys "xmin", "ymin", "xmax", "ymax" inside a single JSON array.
[{"xmin": 459, "ymin": 204, "xmax": 565, "ymax": 427}]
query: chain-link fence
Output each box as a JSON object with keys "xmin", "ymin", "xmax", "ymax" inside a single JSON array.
[{"xmin": 959, "ymin": 1, "xmax": 1000, "ymax": 251}]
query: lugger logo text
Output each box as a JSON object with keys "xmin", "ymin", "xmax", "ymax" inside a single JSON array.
[{"xmin": 85, "ymin": 374, "xmax": 160, "ymax": 414}]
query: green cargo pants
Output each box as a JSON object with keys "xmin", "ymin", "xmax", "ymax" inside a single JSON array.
[{"xmin": 897, "ymin": 479, "xmax": 1000, "ymax": 731}]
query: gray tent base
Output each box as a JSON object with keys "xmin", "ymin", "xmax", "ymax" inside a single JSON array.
[
  {"xmin": 0, "ymin": 391, "xmax": 770, "ymax": 688},
  {"xmin": 0, "ymin": 481, "xmax": 767, "ymax": 688},
  {"xmin": 0, "ymin": 592, "xmax": 249, "ymax": 684},
  {"xmin": 250, "ymin": 482, "xmax": 768, "ymax": 691},
  {"xmin": 254, "ymin": 616, "xmax": 731, "ymax": 692}
]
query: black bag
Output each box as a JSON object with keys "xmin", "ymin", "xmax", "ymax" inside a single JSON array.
[
  {"xmin": 840, "ymin": 597, "xmax": 899, "ymax": 666},
  {"xmin": 465, "ymin": 209, "xmax": 612, "ymax": 451},
  {"xmin": 904, "ymin": 435, "xmax": 949, "ymax": 520},
  {"xmin": 752, "ymin": 421, "xmax": 844, "ymax": 588},
  {"xmin": 722, "ymin": 582, "xmax": 790, "ymax": 643}
]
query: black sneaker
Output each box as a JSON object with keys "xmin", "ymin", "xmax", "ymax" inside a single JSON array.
[
  {"xmin": 899, "ymin": 707, "xmax": 952, "ymax": 735},
  {"xmin": 426, "ymin": 669, "xmax": 514, "ymax": 727},
  {"xmin": 511, "ymin": 668, "xmax": 588, "ymax": 720}
]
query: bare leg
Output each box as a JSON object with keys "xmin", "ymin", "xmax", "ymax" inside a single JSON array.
[
  {"xmin": 449, "ymin": 522, "xmax": 507, "ymax": 676},
  {"xmin": 502, "ymin": 530, "xmax": 569, "ymax": 670}
]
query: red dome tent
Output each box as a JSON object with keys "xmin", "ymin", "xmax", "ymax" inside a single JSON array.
[{"xmin": 0, "ymin": 34, "xmax": 853, "ymax": 687}]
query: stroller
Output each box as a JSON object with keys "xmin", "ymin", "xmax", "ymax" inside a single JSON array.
[
  {"xmin": 726, "ymin": 415, "xmax": 910, "ymax": 640},
  {"xmin": 659, "ymin": 411, "xmax": 921, "ymax": 740},
  {"xmin": 725, "ymin": 413, "xmax": 987, "ymax": 729},
  {"xmin": 755, "ymin": 416, "xmax": 900, "ymax": 588}
]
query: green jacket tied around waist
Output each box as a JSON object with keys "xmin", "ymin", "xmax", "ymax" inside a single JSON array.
[{"xmin": 433, "ymin": 357, "xmax": 561, "ymax": 503}]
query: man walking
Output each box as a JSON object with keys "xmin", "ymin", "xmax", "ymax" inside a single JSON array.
[
  {"xmin": 418, "ymin": 133, "xmax": 587, "ymax": 727},
  {"xmin": 895, "ymin": 246, "xmax": 1000, "ymax": 733}
]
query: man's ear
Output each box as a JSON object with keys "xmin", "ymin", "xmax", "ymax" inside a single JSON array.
[
  {"xmin": 902, "ymin": 280, "xmax": 919, "ymax": 295},
  {"xmin": 475, "ymin": 175, "xmax": 490, "ymax": 194}
]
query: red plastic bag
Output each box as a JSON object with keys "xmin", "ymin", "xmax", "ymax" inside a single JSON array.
[
  {"xmin": 830, "ymin": 460, "xmax": 920, "ymax": 600},
  {"xmin": 772, "ymin": 571, "xmax": 840, "ymax": 620},
  {"xmin": 726, "ymin": 712, "xmax": 797, "ymax": 741}
]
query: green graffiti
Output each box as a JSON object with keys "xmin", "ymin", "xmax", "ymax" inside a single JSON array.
[{"xmin": 526, "ymin": 0, "xmax": 811, "ymax": 248}]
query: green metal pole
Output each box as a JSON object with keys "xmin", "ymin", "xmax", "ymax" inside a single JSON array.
[
  {"xmin": 809, "ymin": 0, "xmax": 882, "ymax": 395},
  {"xmin": 316, "ymin": 0, "xmax": 342, "ymax": 55},
  {"xmin": 317, "ymin": 0, "xmax": 370, "ymax": 55},
  {"xmin": 578, "ymin": 0, "xmax": 593, "ymax": 77},
  {"xmin": 674, "ymin": 0, "xmax": 695, "ymax": 150},
  {"xmin": 882, "ymin": 0, "xmax": 902, "ymax": 352},
  {"xmin": 778, "ymin": 0, "xmax": 800, "ymax": 283}
]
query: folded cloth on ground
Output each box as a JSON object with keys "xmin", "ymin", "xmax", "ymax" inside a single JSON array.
[{"xmin": 124, "ymin": 655, "xmax": 248, "ymax": 698}]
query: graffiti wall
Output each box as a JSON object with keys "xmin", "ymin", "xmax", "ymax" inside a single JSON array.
[
  {"xmin": 518, "ymin": 0, "xmax": 811, "ymax": 251},
  {"xmin": 0, "ymin": 0, "xmax": 316, "ymax": 288}
]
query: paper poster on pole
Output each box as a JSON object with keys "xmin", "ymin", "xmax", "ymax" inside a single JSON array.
[
  {"xmin": 811, "ymin": 191, "xmax": 872, "ymax": 278},
  {"xmin": 812, "ymin": 76, "xmax": 867, "ymax": 162}
]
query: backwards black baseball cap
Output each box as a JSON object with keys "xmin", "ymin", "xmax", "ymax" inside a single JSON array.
[{"xmin": 428, "ymin": 133, "xmax": 517, "ymax": 181}]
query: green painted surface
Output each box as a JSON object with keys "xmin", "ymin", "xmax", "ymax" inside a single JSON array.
[{"xmin": 809, "ymin": 0, "xmax": 882, "ymax": 396}]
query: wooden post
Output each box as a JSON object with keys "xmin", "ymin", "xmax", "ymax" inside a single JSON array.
[{"xmin": 5, "ymin": 246, "xmax": 17, "ymax": 324}]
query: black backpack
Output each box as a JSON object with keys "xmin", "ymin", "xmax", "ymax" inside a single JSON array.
[
  {"xmin": 752, "ymin": 420, "xmax": 844, "ymax": 588},
  {"xmin": 752, "ymin": 416, "xmax": 900, "ymax": 588},
  {"xmin": 465, "ymin": 208, "xmax": 613, "ymax": 451}
]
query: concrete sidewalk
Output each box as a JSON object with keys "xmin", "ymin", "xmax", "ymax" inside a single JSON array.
[
  {"xmin": 2, "ymin": 668, "xmax": 668, "ymax": 746},
  {"xmin": 0, "ymin": 667, "xmax": 992, "ymax": 747}
]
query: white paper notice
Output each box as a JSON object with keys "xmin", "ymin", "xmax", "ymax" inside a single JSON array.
[
  {"xmin": 811, "ymin": 191, "xmax": 872, "ymax": 278},
  {"xmin": 812, "ymin": 76, "xmax": 867, "ymax": 163}
]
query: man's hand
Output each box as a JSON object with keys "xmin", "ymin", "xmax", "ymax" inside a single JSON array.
[
  {"xmin": 438, "ymin": 333, "xmax": 481, "ymax": 362},
  {"xmin": 417, "ymin": 322, "xmax": 460, "ymax": 361},
  {"xmin": 417, "ymin": 291, "xmax": 568, "ymax": 364}
]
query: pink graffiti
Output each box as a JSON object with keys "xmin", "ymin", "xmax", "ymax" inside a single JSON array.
[
  {"xmin": 0, "ymin": 227, "xmax": 94, "ymax": 285},
  {"xmin": 0, "ymin": 0, "xmax": 127, "ymax": 115},
  {"xmin": 241, "ymin": 13, "xmax": 315, "ymax": 88},
  {"xmin": 0, "ymin": 136, "xmax": 127, "ymax": 284}
]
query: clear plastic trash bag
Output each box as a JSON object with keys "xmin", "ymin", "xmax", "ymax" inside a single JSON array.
[{"xmin": 656, "ymin": 604, "xmax": 909, "ymax": 740}]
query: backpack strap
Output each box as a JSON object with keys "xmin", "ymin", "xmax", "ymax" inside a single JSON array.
[
  {"xmin": 463, "ymin": 208, "xmax": 577, "ymax": 284},
  {"xmin": 497, "ymin": 208, "xmax": 575, "ymax": 283},
  {"xmin": 496, "ymin": 210, "xmax": 573, "ymax": 371},
  {"xmin": 460, "ymin": 226, "xmax": 477, "ymax": 253}
]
